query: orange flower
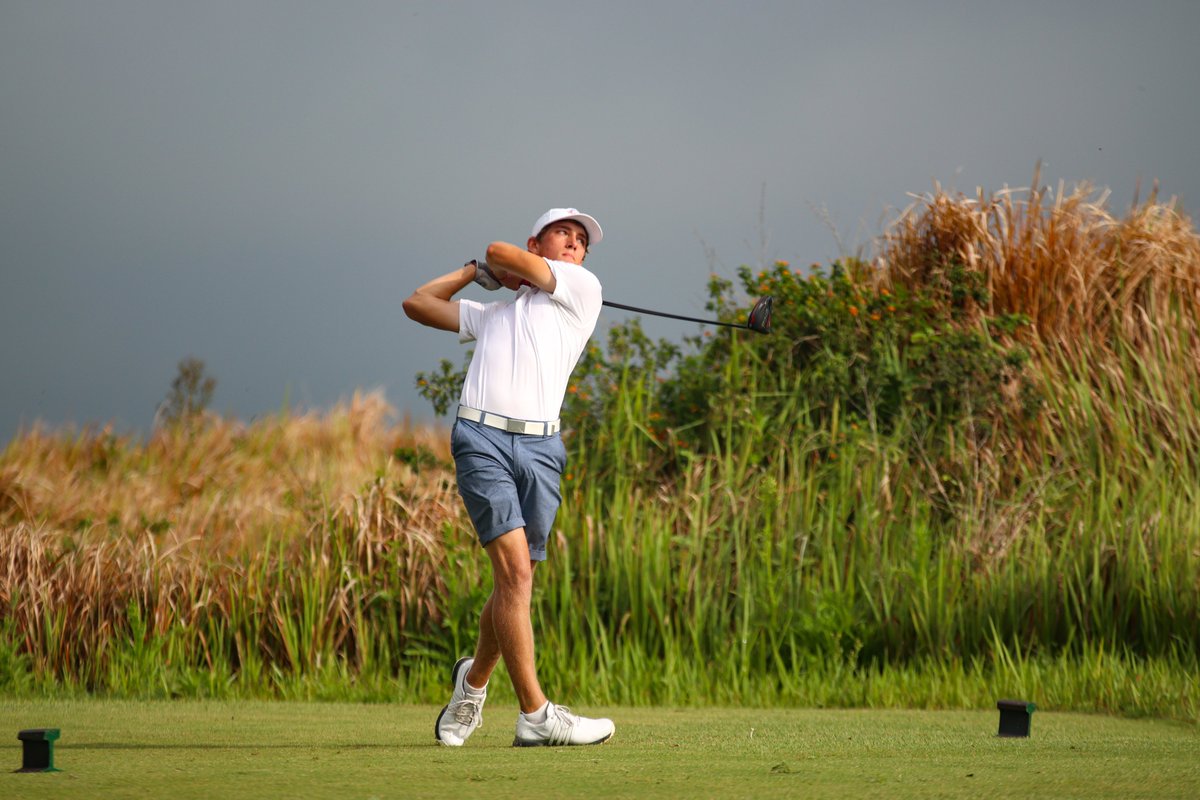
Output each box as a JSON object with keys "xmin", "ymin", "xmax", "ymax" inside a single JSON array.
[
  {"xmin": 870, "ymin": 313, "xmax": 881, "ymax": 321},
  {"xmin": 888, "ymin": 305, "xmax": 896, "ymax": 313},
  {"xmin": 567, "ymin": 385, "xmax": 578, "ymax": 394},
  {"xmin": 849, "ymin": 306, "xmax": 859, "ymax": 317},
  {"xmin": 775, "ymin": 260, "xmax": 790, "ymax": 268}
]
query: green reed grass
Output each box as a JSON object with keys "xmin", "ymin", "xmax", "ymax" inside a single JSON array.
[
  {"xmin": 4, "ymin": 361, "xmax": 1197, "ymax": 722},
  {"xmin": 518, "ymin": 318, "xmax": 1199, "ymax": 721}
]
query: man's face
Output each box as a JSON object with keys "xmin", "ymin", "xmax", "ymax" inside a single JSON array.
[{"xmin": 529, "ymin": 220, "xmax": 589, "ymax": 265}]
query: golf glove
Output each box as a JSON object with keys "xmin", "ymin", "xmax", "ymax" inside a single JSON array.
[{"xmin": 469, "ymin": 259, "xmax": 502, "ymax": 291}]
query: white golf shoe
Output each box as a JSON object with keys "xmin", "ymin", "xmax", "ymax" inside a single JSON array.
[
  {"xmin": 435, "ymin": 657, "xmax": 486, "ymax": 746},
  {"xmin": 513, "ymin": 701, "xmax": 615, "ymax": 747}
]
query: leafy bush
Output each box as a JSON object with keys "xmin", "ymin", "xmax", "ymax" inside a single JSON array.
[{"xmin": 414, "ymin": 255, "xmax": 1039, "ymax": 481}]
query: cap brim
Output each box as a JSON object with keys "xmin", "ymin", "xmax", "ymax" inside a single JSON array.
[
  {"xmin": 565, "ymin": 213, "xmax": 603, "ymax": 246},
  {"xmin": 535, "ymin": 210, "xmax": 603, "ymax": 246}
]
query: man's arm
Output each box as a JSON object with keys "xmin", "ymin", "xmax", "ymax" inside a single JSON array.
[
  {"xmin": 402, "ymin": 262, "xmax": 478, "ymax": 332},
  {"xmin": 485, "ymin": 241, "xmax": 558, "ymax": 293}
]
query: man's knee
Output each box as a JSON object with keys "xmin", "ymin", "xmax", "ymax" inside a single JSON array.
[{"xmin": 486, "ymin": 529, "xmax": 535, "ymax": 591}]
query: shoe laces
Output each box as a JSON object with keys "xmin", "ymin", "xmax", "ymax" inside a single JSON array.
[
  {"xmin": 548, "ymin": 704, "xmax": 577, "ymax": 726},
  {"xmin": 451, "ymin": 699, "xmax": 483, "ymax": 728}
]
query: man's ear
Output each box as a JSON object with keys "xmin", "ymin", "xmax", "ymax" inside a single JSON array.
[{"xmin": 526, "ymin": 235, "xmax": 541, "ymax": 254}]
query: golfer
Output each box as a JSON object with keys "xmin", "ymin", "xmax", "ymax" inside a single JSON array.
[{"xmin": 403, "ymin": 208, "xmax": 614, "ymax": 747}]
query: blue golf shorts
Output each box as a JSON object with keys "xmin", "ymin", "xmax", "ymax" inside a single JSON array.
[{"xmin": 450, "ymin": 419, "xmax": 567, "ymax": 561}]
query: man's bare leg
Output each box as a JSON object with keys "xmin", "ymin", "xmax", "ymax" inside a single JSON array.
[{"xmin": 465, "ymin": 527, "xmax": 546, "ymax": 713}]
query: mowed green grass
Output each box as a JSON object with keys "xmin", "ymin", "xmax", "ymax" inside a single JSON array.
[{"xmin": 1, "ymin": 700, "xmax": 1196, "ymax": 799}]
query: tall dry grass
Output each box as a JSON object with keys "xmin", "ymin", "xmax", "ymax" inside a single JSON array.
[
  {"xmin": 1, "ymin": 391, "xmax": 463, "ymax": 689},
  {"xmin": 1, "ymin": 390, "xmax": 439, "ymax": 549},
  {"xmin": 882, "ymin": 169, "xmax": 1200, "ymax": 353},
  {"xmin": 880, "ymin": 169, "xmax": 1200, "ymax": 465}
]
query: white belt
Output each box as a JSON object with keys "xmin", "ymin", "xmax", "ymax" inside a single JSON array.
[{"xmin": 456, "ymin": 405, "xmax": 561, "ymax": 436}]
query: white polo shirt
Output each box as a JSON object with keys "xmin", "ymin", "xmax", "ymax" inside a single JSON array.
[{"xmin": 457, "ymin": 258, "xmax": 602, "ymax": 422}]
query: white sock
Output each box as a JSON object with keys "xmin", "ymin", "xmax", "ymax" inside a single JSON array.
[
  {"xmin": 521, "ymin": 701, "xmax": 550, "ymax": 724},
  {"xmin": 464, "ymin": 679, "xmax": 486, "ymax": 698}
]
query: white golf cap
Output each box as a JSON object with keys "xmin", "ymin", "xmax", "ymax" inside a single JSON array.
[{"xmin": 531, "ymin": 208, "xmax": 603, "ymax": 246}]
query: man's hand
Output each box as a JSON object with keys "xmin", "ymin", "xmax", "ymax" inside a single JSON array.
[
  {"xmin": 485, "ymin": 241, "xmax": 557, "ymax": 293},
  {"xmin": 470, "ymin": 259, "xmax": 502, "ymax": 291}
]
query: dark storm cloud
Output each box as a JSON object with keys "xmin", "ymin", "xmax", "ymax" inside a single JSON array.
[{"xmin": 3, "ymin": 1, "xmax": 1198, "ymax": 439}]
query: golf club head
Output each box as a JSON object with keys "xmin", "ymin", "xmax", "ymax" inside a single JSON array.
[{"xmin": 747, "ymin": 295, "xmax": 773, "ymax": 333}]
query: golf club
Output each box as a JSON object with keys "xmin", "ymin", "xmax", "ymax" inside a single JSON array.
[{"xmin": 602, "ymin": 295, "xmax": 774, "ymax": 334}]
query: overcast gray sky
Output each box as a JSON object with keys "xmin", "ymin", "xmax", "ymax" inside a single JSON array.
[{"xmin": 3, "ymin": 1, "xmax": 1198, "ymax": 441}]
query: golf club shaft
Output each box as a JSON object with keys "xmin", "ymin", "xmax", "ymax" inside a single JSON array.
[{"xmin": 602, "ymin": 300, "xmax": 751, "ymax": 330}]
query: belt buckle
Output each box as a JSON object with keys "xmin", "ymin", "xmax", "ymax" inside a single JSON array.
[{"xmin": 506, "ymin": 418, "xmax": 528, "ymax": 434}]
